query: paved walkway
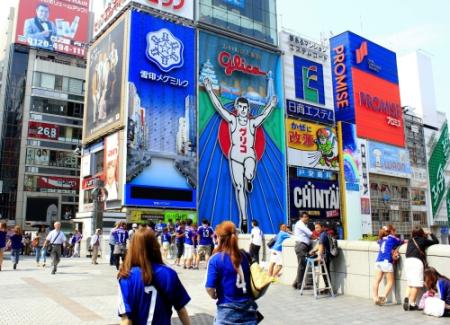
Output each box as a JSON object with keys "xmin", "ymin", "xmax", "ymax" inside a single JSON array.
[{"xmin": 0, "ymin": 254, "xmax": 448, "ymax": 325}]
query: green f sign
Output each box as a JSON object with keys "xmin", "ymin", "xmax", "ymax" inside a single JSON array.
[{"xmin": 428, "ymin": 123, "xmax": 450, "ymax": 217}]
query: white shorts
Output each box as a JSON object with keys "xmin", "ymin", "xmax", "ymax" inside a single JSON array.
[
  {"xmin": 405, "ymin": 257, "xmax": 424, "ymax": 287},
  {"xmin": 162, "ymin": 242, "xmax": 170, "ymax": 251},
  {"xmin": 183, "ymin": 244, "xmax": 193, "ymax": 259},
  {"xmin": 375, "ymin": 260, "xmax": 394, "ymax": 273},
  {"xmin": 269, "ymin": 249, "xmax": 283, "ymax": 266}
]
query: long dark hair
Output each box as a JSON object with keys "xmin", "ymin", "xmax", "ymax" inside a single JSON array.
[
  {"xmin": 117, "ymin": 229, "xmax": 163, "ymax": 284},
  {"xmin": 424, "ymin": 267, "xmax": 450, "ymax": 290},
  {"xmin": 213, "ymin": 221, "xmax": 241, "ymax": 272}
]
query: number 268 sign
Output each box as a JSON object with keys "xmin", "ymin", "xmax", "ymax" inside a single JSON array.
[{"xmin": 28, "ymin": 122, "xmax": 60, "ymax": 140}]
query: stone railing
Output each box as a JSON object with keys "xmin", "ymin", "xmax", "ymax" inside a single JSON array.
[{"xmin": 238, "ymin": 235, "xmax": 450, "ymax": 301}]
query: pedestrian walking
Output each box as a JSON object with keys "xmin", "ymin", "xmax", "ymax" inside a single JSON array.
[
  {"xmin": 372, "ymin": 225, "xmax": 403, "ymax": 305},
  {"xmin": 35, "ymin": 225, "xmax": 48, "ymax": 267},
  {"xmin": 174, "ymin": 221, "xmax": 185, "ymax": 267},
  {"xmin": 292, "ymin": 212, "xmax": 312, "ymax": 290},
  {"xmin": 161, "ymin": 228, "xmax": 171, "ymax": 260},
  {"xmin": 268, "ymin": 224, "xmax": 291, "ymax": 278},
  {"xmin": 196, "ymin": 219, "xmax": 214, "ymax": 269},
  {"xmin": 8, "ymin": 226, "xmax": 23, "ymax": 270},
  {"xmin": 205, "ymin": 221, "xmax": 259, "ymax": 324},
  {"xmin": 109, "ymin": 222, "xmax": 118, "ymax": 266},
  {"xmin": 90, "ymin": 229, "xmax": 102, "ymax": 264},
  {"xmin": 183, "ymin": 219, "xmax": 195, "ymax": 269},
  {"xmin": 128, "ymin": 223, "xmax": 137, "ymax": 242},
  {"xmin": 71, "ymin": 230, "xmax": 82, "ymax": 257},
  {"xmin": 249, "ymin": 220, "xmax": 263, "ymax": 264},
  {"xmin": 117, "ymin": 228, "xmax": 191, "ymax": 325},
  {"xmin": 112, "ymin": 221, "xmax": 128, "ymax": 270},
  {"xmin": 403, "ymin": 226, "xmax": 439, "ymax": 311},
  {"xmin": 43, "ymin": 222, "xmax": 66, "ymax": 274},
  {"xmin": 0, "ymin": 223, "xmax": 8, "ymax": 271}
]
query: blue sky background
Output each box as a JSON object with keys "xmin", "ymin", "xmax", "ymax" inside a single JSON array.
[{"xmin": 277, "ymin": 0, "xmax": 450, "ymax": 118}]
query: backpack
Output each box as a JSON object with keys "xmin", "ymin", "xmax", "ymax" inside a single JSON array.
[{"xmin": 328, "ymin": 233, "xmax": 339, "ymax": 258}]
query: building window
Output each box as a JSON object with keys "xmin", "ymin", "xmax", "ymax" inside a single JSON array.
[
  {"xmin": 68, "ymin": 78, "xmax": 83, "ymax": 94},
  {"xmin": 41, "ymin": 73, "xmax": 55, "ymax": 89}
]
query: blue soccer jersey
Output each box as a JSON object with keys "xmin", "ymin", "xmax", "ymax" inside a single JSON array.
[
  {"xmin": 197, "ymin": 226, "xmax": 214, "ymax": 246},
  {"xmin": 113, "ymin": 228, "xmax": 129, "ymax": 245},
  {"xmin": 118, "ymin": 265, "xmax": 190, "ymax": 325},
  {"xmin": 184, "ymin": 227, "xmax": 195, "ymax": 245},
  {"xmin": 162, "ymin": 233, "xmax": 171, "ymax": 243},
  {"xmin": 205, "ymin": 252, "xmax": 252, "ymax": 305},
  {"xmin": 376, "ymin": 235, "xmax": 403, "ymax": 263}
]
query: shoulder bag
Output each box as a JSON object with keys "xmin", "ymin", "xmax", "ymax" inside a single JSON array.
[
  {"xmin": 412, "ymin": 238, "xmax": 428, "ymax": 267},
  {"xmin": 242, "ymin": 250, "xmax": 273, "ymax": 300},
  {"xmin": 47, "ymin": 231, "xmax": 61, "ymax": 254}
]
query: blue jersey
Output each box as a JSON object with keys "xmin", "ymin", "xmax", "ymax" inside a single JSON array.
[
  {"xmin": 175, "ymin": 226, "xmax": 184, "ymax": 244},
  {"xmin": 113, "ymin": 229, "xmax": 129, "ymax": 245},
  {"xmin": 10, "ymin": 234, "xmax": 23, "ymax": 250},
  {"xmin": 162, "ymin": 233, "xmax": 171, "ymax": 243},
  {"xmin": 197, "ymin": 226, "xmax": 214, "ymax": 246},
  {"xmin": 184, "ymin": 227, "xmax": 195, "ymax": 245},
  {"xmin": 376, "ymin": 235, "xmax": 403, "ymax": 263},
  {"xmin": 205, "ymin": 252, "xmax": 252, "ymax": 305},
  {"xmin": 0, "ymin": 231, "xmax": 6, "ymax": 248},
  {"xmin": 118, "ymin": 265, "xmax": 190, "ymax": 325},
  {"xmin": 155, "ymin": 223, "xmax": 166, "ymax": 233},
  {"xmin": 272, "ymin": 231, "xmax": 290, "ymax": 252},
  {"xmin": 438, "ymin": 277, "xmax": 450, "ymax": 305}
]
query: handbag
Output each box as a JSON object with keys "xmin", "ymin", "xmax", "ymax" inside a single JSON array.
[
  {"xmin": 391, "ymin": 248, "xmax": 400, "ymax": 264},
  {"xmin": 242, "ymin": 250, "xmax": 273, "ymax": 300},
  {"xmin": 47, "ymin": 231, "xmax": 61, "ymax": 254},
  {"xmin": 31, "ymin": 237, "xmax": 39, "ymax": 248},
  {"xmin": 412, "ymin": 238, "xmax": 428, "ymax": 267},
  {"xmin": 423, "ymin": 296, "xmax": 445, "ymax": 317}
]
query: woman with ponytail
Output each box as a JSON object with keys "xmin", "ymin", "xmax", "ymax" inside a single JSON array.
[
  {"xmin": 205, "ymin": 221, "xmax": 258, "ymax": 324},
  {"xmin": 117, "ymin": 228, "xmax": 191, "ymax": 325}
]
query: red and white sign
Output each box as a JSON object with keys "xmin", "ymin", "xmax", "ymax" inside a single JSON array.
[
  {"xmin": 218, "ymin": 51, "xmax": 267, "ymax": 77},
  {"xmin": 37, "ymin": 176, "xmax": 79, "ymax": 190},
  {"xmin": 93, "ymin": 0, "xmax": 193, "ymax": 38},
  {"xmin": 15, "ymin": 0, "xmax": 89, "ymax": 57},
  {"xmin": 82, "ymin": 175, "xmax": 102, "ymax": 190},
  {"xmin": 104, "ymin": 132, "xmax": 120, "ymax": 201},
  {"xmin": 28, "ymin": 121, "xmax": 60, "ymax": 140}
]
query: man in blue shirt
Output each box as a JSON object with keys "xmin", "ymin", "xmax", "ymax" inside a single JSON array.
[
  {"xmin": 196, "ymin": 219, "xmax": 214, "ymax": 269},
  {"xmin": 174, "ymin": 221, "xmax": 185, "ymax": 267},
  {"xmin": 155, "ymin": 218, "xmax": 167, "ymax": 238},
  {"xmin": 183, "ymin": 219, "xmax": 195, "ymax": 269},
  {"xmin": 268, "ymin": 224, "xmax": 291, "ymax": 277},
  {"xmin": 310, "ymin": 222, "xmax": 332, "ymax": 291}
]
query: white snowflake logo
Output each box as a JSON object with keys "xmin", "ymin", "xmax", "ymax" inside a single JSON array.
[{"xmin": 146, "ymin": 28, "xmax": 184, "ymax": 72}]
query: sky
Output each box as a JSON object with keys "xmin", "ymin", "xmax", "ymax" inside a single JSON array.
[
  {"xmin": 277, "ymin": 0, "xmax": 450, "ymax": 118},
  {"xmin": 1, "ymin": 0, "xmax": 449, "ymax": 117}
]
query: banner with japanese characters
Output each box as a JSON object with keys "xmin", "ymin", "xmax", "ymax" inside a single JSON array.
[{"xmin": 124, "ymin": 10, "xmax": 196, "ymax": 209}]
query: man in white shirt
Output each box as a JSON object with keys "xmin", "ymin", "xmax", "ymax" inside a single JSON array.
[
  {"xmin": 90, "ymin": 229, "xmax": 102, "ymax": 265},
  {"xmin": 249, "ymin": 220, "xmax": 263, "ymax": 264},
  {"xmin": 44, "ymin": 222, "xmax": 66, "ymax": 275},
  {"xmin": 292, "ymin": 212, "xmax": 312, "ymax": 289}
]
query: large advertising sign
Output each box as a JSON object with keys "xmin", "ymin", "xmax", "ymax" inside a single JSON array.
[
  {"xmin": 129, "ymin": 209, "xmax": 197, "ymax": 224},
  {"xmin": 289, "ymin": 173, "xmax": 340, "ymax": 222},
  {"xmin": 26, "ymin": 197, "xmax": 58, "ymax": 222},
  {"xmin": 428, "ymin": 123, "xmax": 450, "ymax": 217},
  {"xmin": 104, "ymin": 132, "xmax": 122, "ymax": 202},
  {"xmin": 341, "ymin": 122, "xmax": 360, "ymax": 191},
  {"xmin": 28, "ymin": 121, "xmax": 59, "ymax": 140},
  {"xmin": 15, "ymin": 0, "xmax": 89, "ymax": 57},
  {"xmin": 124, "ymin": 11, "xmax": 196, "ymax": 209},
  {"xmin": 330, "ymin": 31, "xmax": 405, "ymax": 147},
  {"xmin": 197, "ymin": 0, "xmax": 277, "ymax": 45},
  {"xmin": 83, "ymin": 17, "xmax": 126, "ymax": 144},
  {"xmin": 286, "ymin": 119, "xmax": 338, "ymax": 171},
  {"xmin": 92, "ymin": 0, "xmax": 193, "ymax": 38},
  {"xmin": 358, "ymin": 138, "xmax": 372, "ymax": 234},
  {"xmin": 198, "ymin": 31, "xmax": 287, "ymax": 233},
  {"xmin": 368, "ymin": 141, "xmax": 412, "ymax": 178},
  {"xmin": 280, "ymin": 31, "xmax": 334, "ymax": 125}
]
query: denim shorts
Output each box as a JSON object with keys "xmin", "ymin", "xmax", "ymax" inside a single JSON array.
[{"xmin": 215, "ymin": 300, "xmax": 258, "ymax": 325}]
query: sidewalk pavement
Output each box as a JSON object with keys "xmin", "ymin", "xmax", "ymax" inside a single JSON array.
[{"xmin": 0, "ymin": 254, "xmax": 448, "ymax": 325}]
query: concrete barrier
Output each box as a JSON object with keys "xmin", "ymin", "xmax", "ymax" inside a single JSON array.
[{"xmin": 239, "ymin": 235, "xmax": 450, "ymax": 301}]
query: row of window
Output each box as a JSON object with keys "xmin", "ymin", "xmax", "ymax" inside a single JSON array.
[
  {"xmin": 31, "ymin": 96, "xmax": 83, "ymax": 119},
  {"xmin": 26, "ymin": 147, "xmax": 80, "ymax": 169},
  {"xmin": 33, "ymin": 72, "xmax": 85, "ymax": 95}
]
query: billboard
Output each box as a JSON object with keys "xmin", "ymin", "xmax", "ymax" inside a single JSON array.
[
  {"xmin": 129, "ymin": 209, "xmax": 197, "ymax": 224},
  {"xmin": 92, "ymin": 0, "xmax": 193, "ymax": 38},
  {"xmin": 368, "ymin": 141, "xmax": 411, "ymax": 178},
  {"xmin": 104, "ymin": 132, "xmax": 122, "ymax": 202},
  {"xmin": 197, "ymin": 0, "xmax": 277, "ymax": 45},
  {"xmin": 15, "ymin": 0, "xmax": 89, "ymax": 57},
  {"xmin": 289, "ymin": 173, "xmax": 340, "ymax": 222},
  {"xmin": 341, "ymin": 122, "xmax": 360, "ymax": 191},
  {"xmin": 124, "ymin": 11, "xmax": 196, "ymax": 209},
  {"xmin": 28, "ymin": 121, "xmax": 59, "ymax": 140},
  {"xmin": 330, "ymin": 31, "xmax": 405, "ymax": 147},
  {"xmin": 286, "ymin": 119, "xmax": 338, "ymax": 170},
  {"xmin": 428, "ymin": 123, "xmax": 450, "ymax": 217},
  {"xmin": 25, "ymin": 197, "xmax": 58, "ymax": 222},
  {"xmin": 83, "ymin": 17, "xmax": 126, "ymax": 144},
  {"xmin": 280, "ymin": 31, "xmax": 334, "ymax": 125},
  {"xmin": 358, "ymin": 138, "xmax": 372, "ymax": 234},
  {"xmin": 198, "ymin": 31, "xmax": 286, "ymax": 233}
]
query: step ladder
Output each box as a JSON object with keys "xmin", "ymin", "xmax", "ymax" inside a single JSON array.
[{"xmin": 299, "ymin": 256, "xmax": 335, "ymax": 299}]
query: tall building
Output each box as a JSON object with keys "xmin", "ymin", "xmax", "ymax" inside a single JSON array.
[{"xmin": 0, "ymin": 1, "xmax": 89, "ymax": 229}]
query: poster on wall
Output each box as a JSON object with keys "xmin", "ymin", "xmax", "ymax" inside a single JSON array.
[
  {"xmin": 289, "ymin": 175, "xmax": 340, "ymax": 223},
  {"xmin": 104, "ymin": 132, "xmax": 121, "ymax": 202},
  {"xmin": 341, "ymin": 122, "xmax": 360, "ymax": 191},
  {"xmin": 286, "ymin": 118, "xmax": 338, "ymax": 170},
  {"xmin": 124, "ymin": 11, "xmax": 196, "ymax": 209},
  {"xmin": 368, "ymin": 141, "xmax": 411, "ymax": 178},
  {"xmin": 83, "ymin": 17, "xmax": 126, "ymax": 144},
  {"xmin": 92, "ymin": 0, "xmax": 193, "ymax": 38},
  {"xmin": 25, "ymin": 197, "xmax": 58, "ymax": 223},
  {"xmin": 15, "ymin": 0, "xmax": 89, "ymax": 57},
  {"xmin": 198, "ymin": 31, "xmax": 287, "ymax": 233}
]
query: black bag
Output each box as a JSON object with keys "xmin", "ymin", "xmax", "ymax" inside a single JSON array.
[
  {"xmin": 328, "ymin": 233, "xmax": 339, "ymax": 258},
  {"xmin": 267, "ymin": 237, "xmax": 276, "ymax": 249}
]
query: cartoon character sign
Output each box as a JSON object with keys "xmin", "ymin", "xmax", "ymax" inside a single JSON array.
[{"xmin": 316, "ymin": 128, "xmax": 338, "ymax": 168}]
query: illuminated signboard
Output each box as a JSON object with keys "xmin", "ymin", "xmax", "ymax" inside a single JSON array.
[
  {"xmin": 28, "ymin": 121, "xmax": 60, "ymax": 140},
  {"xmin": 330, "ymin": 31, "xmax": 404, "ymax": 147},
  {"xmin": 15, "ymin": 0, "xmax": 89, "ymax": 57},
  {"xmin": 368, "ymin": 140, "xmax": 411, "ymax": 178},
  {"xmin": 92, "ymin": 0, "xmax": 193, "ymax": 38}
]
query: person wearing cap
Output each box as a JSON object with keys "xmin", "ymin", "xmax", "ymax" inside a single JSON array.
[
  {"xmin": 90, "ymin": 229, "xmax": 102, "ymax": 265},
  {"xmin": 129, "ymin": 223, "xmax": 137, "ymax": 241}
]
